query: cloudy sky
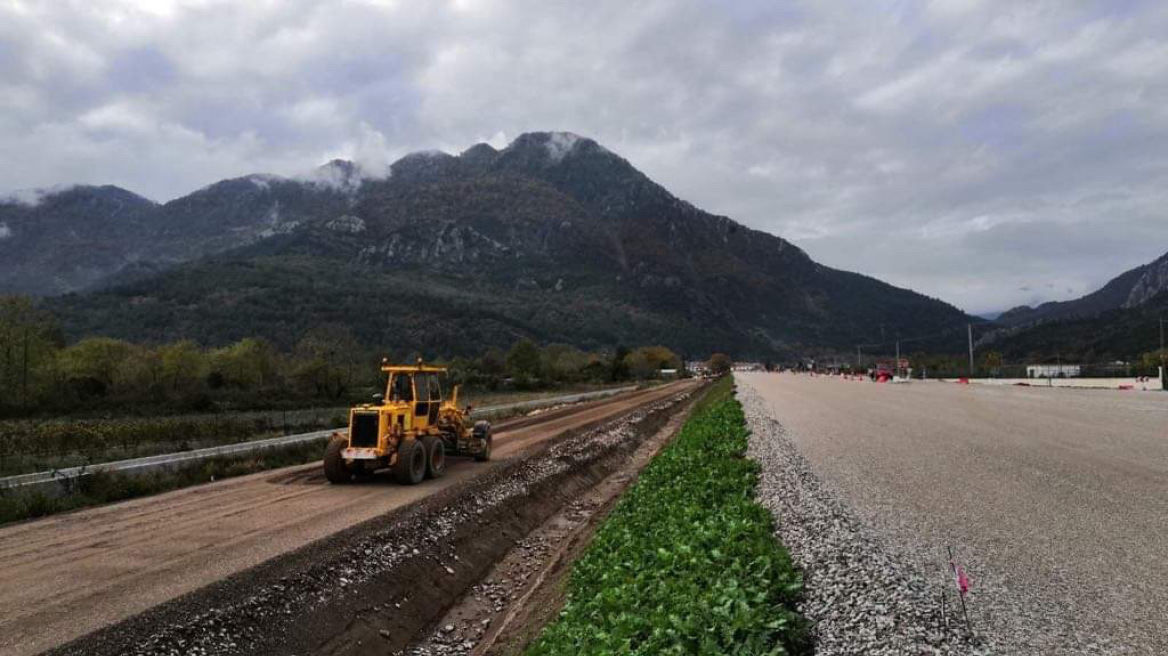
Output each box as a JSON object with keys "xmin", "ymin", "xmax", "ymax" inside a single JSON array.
[{"xmin": 2, "ymin": 0, "xmax": 1167, "ymax": 314}]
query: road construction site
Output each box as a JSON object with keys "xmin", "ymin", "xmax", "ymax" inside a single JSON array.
[
  {"xmin": 738, "ymin": 372, "xmax": 1168, "ymax": 655},
  {"xmin": 0, "ymin": 380, "xmax": 699, "ymax": 656}
]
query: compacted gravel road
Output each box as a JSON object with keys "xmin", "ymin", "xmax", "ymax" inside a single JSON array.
[{"xmin": 738, "ymin": 372, "xmax": 1168, "ymax": 655}]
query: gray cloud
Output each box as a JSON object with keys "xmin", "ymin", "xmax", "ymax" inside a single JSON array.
[{"xmin": 2, "ymin": 0, "xmax": 1166, "ymax": 313}]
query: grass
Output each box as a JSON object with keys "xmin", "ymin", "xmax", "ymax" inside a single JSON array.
[
  {"xmin": 0, "ymin": 408, "xmax": 346, "ymax": 477},
  {"xmin": 527, "ymin": 377, "xmax": 812, "ymax": 655},
  {"xmin": 0, "ymin": 438, "xmax": 327, "ymax": 527}
]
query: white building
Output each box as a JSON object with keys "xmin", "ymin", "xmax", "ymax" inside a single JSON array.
[
  {"xmin": 1026, "ymin": 364, "xmax": 1081, "ymax": 378},
  {"xmin": 731, "ymin": 362, "xmax": 764, "ymax": 372}
]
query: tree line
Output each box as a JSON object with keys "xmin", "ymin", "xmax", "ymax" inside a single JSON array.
[{"xmin": 0, "ymin": 296, "xmax": 685, "ymax": 418}]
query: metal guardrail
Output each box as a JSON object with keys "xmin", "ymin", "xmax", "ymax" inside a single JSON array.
[{"xmin": 0, "ymin": 385, "xmax": 638, "ymax": 495}]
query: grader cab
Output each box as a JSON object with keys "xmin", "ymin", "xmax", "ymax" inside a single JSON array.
[{"xmin": 323, "ymin": 360, "xmax": 492, "ymax": 485}]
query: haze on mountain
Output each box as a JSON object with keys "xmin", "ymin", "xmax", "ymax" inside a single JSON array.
[{"xmin": 7, "ymin": 132, "xmax": 972, "ymax": 359}]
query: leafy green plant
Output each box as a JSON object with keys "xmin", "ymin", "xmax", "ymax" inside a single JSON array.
[{"xmin": 528, "ymin": 378, "xmax": 811, "ymax": 655}]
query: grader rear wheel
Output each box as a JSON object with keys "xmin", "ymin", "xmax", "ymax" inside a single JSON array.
[
  {"xmin": 393, "ymin": 439, "xmax": 427, "ymax": 485},
  {"xmin": 422, "ymin": 436, "xmax": 447, "ymax": 479},
  {"xmin": 323, "ymin": 438, "xmax": 352, "ymax": 484}
]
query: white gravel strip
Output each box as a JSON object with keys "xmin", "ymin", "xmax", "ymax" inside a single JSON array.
[{"xmin": 739, "ymin": 386, "xmax": 988, "ymax": 656}]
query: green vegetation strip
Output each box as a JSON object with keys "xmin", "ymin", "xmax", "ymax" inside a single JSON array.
[{"xmin": 528, "ymin": 378, "xmax": 811, "ymax": 655}]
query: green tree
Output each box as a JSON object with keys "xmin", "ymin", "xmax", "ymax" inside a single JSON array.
[
  {"xmin": 610, "ymin": 345, "xmax": 631, "ymax": 381},
  {"xmin": 212, "ymin": 338, "xmax": 278, "ymax": 389},
  {"xmin": 706, "ymin": 353, "xmax": 732, "ymax": 376},
  {"xmin": 506, "ymin": 338, "xmax": 542, "ymax": 381},
  {"xmin": 480, "ymin": 347, "xmax": 506, "ymax": 376},
  {"xmin": 294, "ymin": 325, "xmax": 362, "ymax": 399},
  {"xmin": 159, "ymin": 340, "xmax": 206, "ymax": 393},
  {"xmin": 621, "ymin": 346, "xmax": 680, "ymax": 380},
  {"xmin": 981, "ymin": 350, "xmax": 1004, "ymax": 377},
  {"xmin": 119, "ymin": 344, "xmax": 166, "ymax": 398},
  {"xmin": 1139, "ymin": 349, "xmax": 1167, "ymax": 374},
  {"xmin": 0, "ymin": 296, "xmax": 62, "ymax": 409},
  {"xmin": 56, "ymin": 337, "xmax": 136, "ymax": 399},
  {"xmin": 541, "ymin": 343, "xmax": 588, "ymax": 382}
]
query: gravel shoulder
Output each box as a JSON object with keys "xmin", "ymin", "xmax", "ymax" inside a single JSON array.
[
  {"xmin": 737, "ymin": 372, "xmax": 1168, "ymax": 655},
  {"xmin": 739, "ymin": 383, "xmax": 980, "ymax": 656}
]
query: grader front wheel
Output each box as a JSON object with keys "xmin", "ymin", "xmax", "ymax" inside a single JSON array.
[{"xmin": 323, "ymin": 438, "xmax": 352, "ymax": 484}]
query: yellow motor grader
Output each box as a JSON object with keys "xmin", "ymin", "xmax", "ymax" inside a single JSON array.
[{"xmin": 323, "ymin": 360, "xmax": 491, "ymax": 485}]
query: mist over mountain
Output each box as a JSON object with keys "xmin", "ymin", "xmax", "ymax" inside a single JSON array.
[{"xmin": 12, "ymin": 132, "xmax": 972, "ymax": 358}]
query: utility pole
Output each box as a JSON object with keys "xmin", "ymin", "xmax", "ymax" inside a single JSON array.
[
  {"xmin": 895, "ymin": 338, "xmax": 901, "ymax": 379},
  {"xmin": 21, "ymin": 328, "xmax": 28, "ymax": 412},
  {"xmin": 1160, "ymin": 316, "xmax": 1165, "ymax": 390},
  {"xmin": 967, "ymin": 324, "xmax": 974, "ymax": 377}
]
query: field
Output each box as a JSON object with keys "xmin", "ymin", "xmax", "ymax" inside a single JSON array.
[{"xmin": 738, "ymin": 372, "xmax": 1168, "ymax": 655}]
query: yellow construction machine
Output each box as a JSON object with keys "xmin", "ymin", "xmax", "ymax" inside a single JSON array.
[{"xmin": 323, "ymin": 360, "xmax": 491, "ymax": 485}]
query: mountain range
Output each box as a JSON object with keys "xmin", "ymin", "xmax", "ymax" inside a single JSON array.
[
  {"xmin": 2, "ymin": 132, "xmax": 974, "ymax": 359},
  {"xmin": 996, "ymin": 252, "xmax": 1168, "ymax": 328},
  {"xmin": 985, "ymin": 251, "xmax": 1168, "ymax": 361}
]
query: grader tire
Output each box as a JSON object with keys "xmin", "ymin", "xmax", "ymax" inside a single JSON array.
[
  {"xmin": 422, "ymin": 435, "xmax": 446, "ymax": 479},
  {"xmin": 473, "ymin": 421, "xmax": 492, "ymax": 462},
  {"xmin": 393, "ymin": 439, "xmax": 427, "ymax": 485},
  {"xmin": 323, "ymin": 438, "xmax": 352, "ymax": 484}
]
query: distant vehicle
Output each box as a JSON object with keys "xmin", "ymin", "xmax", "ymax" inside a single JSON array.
[{"xmin": 870, "ymin": 362, "xmax": 895, "ymax": 382}]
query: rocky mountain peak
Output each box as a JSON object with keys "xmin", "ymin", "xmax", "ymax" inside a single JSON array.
[
  {"xmin": 1124, "ymin": 251, "xmax": 1168, "ymax": 308},
  {"xmin": 304, "ymin": 159, "xmax": 364, "ymax": 193},
  {"xmin": 389, "ymin": 150, "xmax": 458, "ymax": 182},
  {"xmin": 502, "ymin": 131, "xmax": 605, "ymax": 165},
  {"xmin": 459, "ymin": 142, "xmax": 500, "ymax": 165}
]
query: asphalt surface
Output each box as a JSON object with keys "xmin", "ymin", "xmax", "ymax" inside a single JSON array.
[
  {"xmin": 738, "ymin": 373, "xmax": 1168, "ymax": 655},
  {"xmin": 0, "ymin": 382, "xmax": 689, "ymax": 656}
]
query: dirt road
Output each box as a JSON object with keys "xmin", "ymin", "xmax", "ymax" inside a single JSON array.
[
  {"xmin": 0, "ymin": 382, "xmax": 689, "ymax": 656},
  {"xmin": 738, "ymin": 373, "xmax": 1168, "ymax": 655}
]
